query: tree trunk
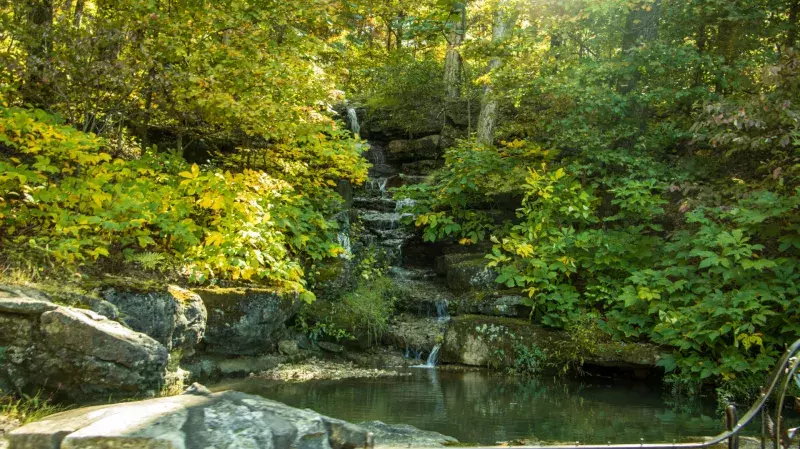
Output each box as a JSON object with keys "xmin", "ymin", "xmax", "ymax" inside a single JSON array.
[
  {"xmin": 443, "ymin": 3, "xmax": 466, "ymax": 100},
  {"xmin": 788, "ymin": 0, "xmax": 799, "ymax": 50},
  {"xmin": 618, "ymin": 0, "xmax": 661, "ymax": 94},
  {"xmin": 23, "ymin": 0, "xmax": 54, "ymax": 109},
  {"xmin": 73, "ymin": 0, "xmax": 84, "ymax": 28},
  {"xmin": 714, "ymin": 19, "xmax": 738, "ymax": 94},
  {"xmin": 477, "ymin": 0, "xmax": 514, "ymax": 146},
  {"xmin": 694, "ymin": 21, "xmax": 707, "ymax": 88}
]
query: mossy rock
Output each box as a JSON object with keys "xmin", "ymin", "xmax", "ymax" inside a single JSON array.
[
  {"xmin": 436, "ymin": 253, "xmax": 497, "ymax": 294},
  {"xmin": 194, "ymin": 287, "xmax": 300, "ymax": 356},
  {"xmin": 440, "ymin": 315, "xmax": 662, "ymax": 372},
  {"xmin": 453, "ymin": 290, "xmax": 531, "ymax": 318}
]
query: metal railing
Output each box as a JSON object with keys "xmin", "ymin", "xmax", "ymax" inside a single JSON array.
[{"xmin": 471, "ymin": 339, "xmax": 800, "ymax": 449}]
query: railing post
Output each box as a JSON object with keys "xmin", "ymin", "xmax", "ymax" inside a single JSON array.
[{"xmin": 725, "ymin": 404, "xmax": 739, "ymax": 449}]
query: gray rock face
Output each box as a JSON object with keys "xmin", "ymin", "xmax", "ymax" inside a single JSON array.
[
  {"xmin": 182, "ymin": 354, "xmax": 283, "ymax": 380},
  {"xmin": 102, "ymin": 284, "xmax": 207, "ymax": 355},
  {"xmin": 7, "ymin": 389, "xmax": 371, "ymax": 449},
  {"xmin": 0, "ymin": 289, "xmax": 168, "ymax": 401},
  {"xmin": 383, "ymin": 315, "xmax": 446, "ymax": 355},
  {"xmin": 359, "ymin": 421, "xmax": 458, "ymax": 448},
  {"xmin": 193, "ymin": 288, "xmax": 300, "ymax": 356},
  {"xmin": 387, "ymin": 136, "xmax": 444, "ymax": 163}
]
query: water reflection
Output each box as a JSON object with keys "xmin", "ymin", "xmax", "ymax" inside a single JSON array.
[{"xmin": 217, "ymin": 370, "xmax": 722, "ymax": 445}]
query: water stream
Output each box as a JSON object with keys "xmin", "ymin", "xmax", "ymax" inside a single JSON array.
[{"xmin": 218, "ymin": 371, "xmax": 724, "ymax": 445}]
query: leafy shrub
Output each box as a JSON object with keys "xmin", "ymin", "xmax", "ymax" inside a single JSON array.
[
  {"xmin": 339, "ymin": 276, "xmax": 398, "ymax": 346},
  {"xmin": 485, "ymin": 158, "xmax": 800, "ymax": 387},
  {"xmin": 360, "ymin": 54, "xmax": 446, "ymax": 136},
  {"xmin": 0, "ymin": 105, "xmax": 364, "ymax": 295},
  {"xmin": 395, "ymin": 139, "xmax": 556, "ymax": 244}
]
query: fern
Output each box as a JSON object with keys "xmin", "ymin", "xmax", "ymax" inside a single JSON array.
[{"xmin": 125, "ymin": 252, "xmax": 167, "ymax": 271}]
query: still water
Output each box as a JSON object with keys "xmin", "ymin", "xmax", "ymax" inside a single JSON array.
[{"xmin": 215, "ymin": 369, "xmax": 725, "ymax": 445}]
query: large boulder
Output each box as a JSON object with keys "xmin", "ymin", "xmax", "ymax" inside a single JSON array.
[
  {"xmin": 440, "ymin": 315, "xmax": 661, "ymax": 372},
  {"xmin": 102, "ymin": 282, "xmax": 207, "ymax": 356},
  {"xmin": 193, "ymin": 288, "xmax": 301, "ymax": 356},
  {"xmin": 0, "ymin": 287, "xmax": 168, "ymax": 401},
  {"xmin": 387, "ymin": 136, "xmax": 444, "ymax": 163},
  {"xmin": 6, "ymin": 387, "xmax": 371, "ymax": 449}
]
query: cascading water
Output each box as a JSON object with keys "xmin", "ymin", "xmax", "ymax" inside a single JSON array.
[
  {"xmin": 435, "ymin": 300, "xmax": 450, "ymax": 323},
  {"xmin": 410, "ymin": 343, "xmax": 441, "ymax": 368},
  {"xmin": 347, "ymin": 106, "xmax": 360, "ymax": 137},
  {"xmin": 426, "ymin": 344, "xmax": 441, "ymax": 367}
]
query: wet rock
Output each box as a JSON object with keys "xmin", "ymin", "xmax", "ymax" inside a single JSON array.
[
  {"xmin": 387, "ymin": 136, "xmax": 444, "ymax": 163},
  {"xmin": 194, "ymin": 287, "xmax": 300, "ymax": 356},
  {"xmin": 318, "ymin": 341, "xmax": 345, "ymax": 353},
  {"xmin": 7, "ymin": 390, "xmax": 373, "ymax": 449},
  {"xmin": 359, "ymin": 421, "xmax": 458, "ymax": 448},
  {"xmin": 392, "ymin": 271, "xmax": 455, "ymax": 317},
  {"xmin": 102, "ymin": 283, "xmax": 207, "ymax": 355},
  {"xmin": 0, "ymin": 291, "xmax": 168, "ymax": 402},
  {"xmin": 353, "ymin": 197, "xmax": 397, "ymax": 212}
]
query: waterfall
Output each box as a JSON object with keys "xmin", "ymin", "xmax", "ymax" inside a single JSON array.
[
  {"xmin": 435, "ymin": 300, "xmax": 450, "ymax": 322},
  {"xmin": 347, "ymin": 106, "xmax": 360, "ymax": 137},
  {"xmin": 425, "ymin": 344, "xmax": 441, "ymax": 367},
  {"xmin": 335, "ymin": 212, "xmax": 352, "ymax": 256},
  {"xmin": 409, "ymin": 343, "xmax": 442, "ymax": 368},
  {"xmin": 395, "ymin": 198, "xmax": 417, "ymax": 212},
  {"xmin": 366, "ymin": 178, "xmax": 389, "ymax": 196}
]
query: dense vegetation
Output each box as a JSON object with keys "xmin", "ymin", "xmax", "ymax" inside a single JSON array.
[
  {"xmin": 1, "ymin": 0, "xmax": 799, "ymax": 397},
  {"xmin": 388, "ymin": 0, "xmax": 800, "ymax": 395}
]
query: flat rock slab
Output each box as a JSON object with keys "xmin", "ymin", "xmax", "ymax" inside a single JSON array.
[
  {"xmin": 359, "ymin": 421, "xmax": 458, "ymax": 448},
  {"xmin": 0, "ymin": 296, "xmax": 57, "ymax": 315},
  {"xmin": 7, "ymin": 389, "xmax": 371, "ymax": 449}
]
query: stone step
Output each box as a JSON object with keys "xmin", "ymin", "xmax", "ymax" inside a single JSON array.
[
  {"xmin": 359, "ymin": 211, "xmax": 408, "ymax": 230},
  {"xmin": 353, "ymin": 197, "xmax": 397, "ymax": 212}
]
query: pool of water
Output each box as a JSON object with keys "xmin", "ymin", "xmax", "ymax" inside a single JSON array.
[{"xmin": 213, "ymin": 369, "xmax": 726, "ymax": 445}]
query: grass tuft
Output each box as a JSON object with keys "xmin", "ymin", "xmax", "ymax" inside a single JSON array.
[{"xmin": 0, "ymin": 391, "xmax": 67, "ymax": 425}]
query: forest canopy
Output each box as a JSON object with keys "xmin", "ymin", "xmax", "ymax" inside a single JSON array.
[{"xmin": 1, "ymin": 0, "xmax": 799, "ymax": 394}]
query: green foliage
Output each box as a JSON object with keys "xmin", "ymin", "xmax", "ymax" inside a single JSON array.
[
  {"xmin": 0, "ymin": 104, "xmax": 364, "ymax": 292},
  {"xmin": 360, "ymin": 53, "xmax": 447, "ymax": 136},
  {"xmin": 486, "ymin": 159, "xmax": 800, "ymax": 388},
  {"xmin": 340, "ymin": 276, "xmax": 398, "ymax": 346},
  {"xmin": 395, "ymin": 139, "xmax": 557, "ymax": 244},
  {"xmin": 297, "ymin": 274, "xmax": 398, "ymax": 346},
  {"xmin": 513, "ymin": 343, "xmax": 547, "ymax": 377},
  {"xmin": 0, "ymin": 390, "xmax": 66, "ymax": 424}
]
